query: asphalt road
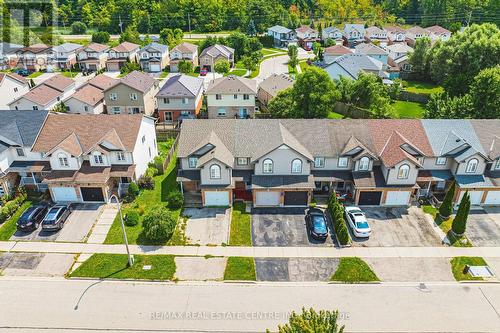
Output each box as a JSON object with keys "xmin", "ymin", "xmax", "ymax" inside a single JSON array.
[{"xmin": 0, "ymin": 278, "xmax": 499, "ymax": 332}]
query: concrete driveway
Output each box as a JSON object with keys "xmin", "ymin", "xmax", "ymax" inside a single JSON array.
[
  {"xmin": 251, "ymin": 208, "xmax": 335, "ymax": 247},
  {"xmin": 255, "ymin": 258, "xmax": 339, "ymax": 281},
  {"xmin": 466, "ymin": 207, "xmax": 500, "ymax": 246},
  {"xmin": 10, "ymin": 203, "xmax": 103, "ymax": 243},
  {"xmin": 364, "ymin": 258, "xmax": 454, "ymax": 282},
  {"xmin": 351, "ymin": 206, "xmax": 442, "ymax": 247},
  {"xmin": 184, "ymin": 208, "xmax": 230, "ymax": 245},
  {"xmin": 0, "ymin": 252, "xmax": 74, "ymax": 277}
]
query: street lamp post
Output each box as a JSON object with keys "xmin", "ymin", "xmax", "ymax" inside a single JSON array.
[{"xmin": 109, "ymin": 194, "xmax": 134, "ymax": 267}]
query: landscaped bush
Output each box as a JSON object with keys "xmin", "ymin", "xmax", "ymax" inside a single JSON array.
[
  {"xmin": 124, "ymin": 210, "xmax": 140, "ymax": 226},
  {"xmin": 71, "ymin": 21, "xmax": 87, "ymax": 34},
  {"xmin": 152, "ymin": 156, "xmax": 164, "ymax": 175},
  {"xmin": 142, "ymin": 206, "xmax": 177, "ymax": 242},
  {"xmin": 138, "ymin": 175, "xmax": 154, "ymax": 189},
  {"xmin": 0, "ymin": 187, "xmax": 27, "ymax": 223},
  {"xmin": 327, "ymin": 193, "xmax": 351, "ymax": 246},
  {"xmin": 145, "ymin": 166, "xmax": 158, "ymax": 178},
  {"xmin": 167, "ymin": 190, "xmax": 184, "ymax": 209},
  {"xmin": 439, "ymin": 181, "xmax": 455, "ymax": 219},
  {"xmin": 92, "ymin": 31, "xmax": 110, "ymax": 44},
  {"xmin": 127, "ymin": 182, "xmax": 139, "ymax": 198}
]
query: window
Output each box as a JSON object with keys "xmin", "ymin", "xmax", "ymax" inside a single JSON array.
[
  {"xmin": 130, "ymin": 93, "xmax": 138, "ymax": 101},
  {"xmin": 141, "ymin": 135, "xmax": 146, "ymax": 144},
  {"xmin": 436, "ymin": 157, "xmax": 447, "ymax": 165},
  {"xmin": 15, "ymin": 106, "xmax": 18, "ymax": 110},
  {"xmin": 217, "ymin": 108, "xmax": 226, "ymax": 117},
  {"xmin": 466, "ymin": 158, "xmax": 479, "ymax": 173},
  {"xmin": 58, "ymin": 153, "xmax": 69, "ymax": 167},
  {"xmin": 243, "ymin": 94, "xmax": 249, "ymax": 100},
  {"xmin": 110, "ymin": 93, "xmax": 117, "ymax": 100},
  {"xmin": 314, "ymin": 157, "xmax": 325, "ymax": 168},
  {"xmin": 398, "ymin": 164, "xmax": 410, "ymax": 179},
  {"xmin": 291, "ymin": 159, "xmax": 302, "ymax": 173},
  {"xmin": 16, "ymin": 148, "xmax": 25, "ymax": 157},
  {"xmin": 14, "ymin": 87, "xmax": 18, "ymax": 92},
  {"xmin": 358, "ymin": 157, "xmax": 369, "ymax": 171},
  {"xmin": 84, "ymin": 106, "xmax": 88, "ymax": 112},
  {"xmin": 188, "ymin": 157, "xmax": 198, "ymax": 168},
  {"xmin": 181, "ymin": 111, "xmax": 191, "ymax": 116},
  {"xmin": 234, "ymin": 94, "xmax": 238, "ymax": 99},
  {"xmin": 93, "ymin": 153, "xmax": 104, "ymax": 164},
  {"xmin": 112, "ymin": 107, "xmax": 121, "ymax": 114},
  {"xmin": 132, "ymin": 107, "xmax": 140, "ymax": 114},
  {"xmin": 33, "ymin": 106, "xmax": 38, "ymax": 110},
  {"xmin": 216, "ymin": 94, "xmax": 222, "ymax": 100},
  {"xmin": 237, "ymin": 157, "xmax": 248, "ymax": 165},
  {"xmin": 117, "ymin": 151, "xmax": 126, "ymax": 161},
  {"xmin": 495, "ymin": 159, "xmax": 500, "ymax": 170},
  {"xmin": 338, "ymin": 157, "xmax": 348, "ymax": 168},
  {"xmin": 164, "ymin": 98, "xmax": 170, "ymax": 104},
  {"xmin": 209, "ymin": 164, "xmax": 221, "ymax": 179},
  {"xmin": 182, "ymin": 98, "xmax": 189, "ymax": 104},
  {"xmin": 263, "ymin": 159, "xmax": 273, "ymax": 173}
]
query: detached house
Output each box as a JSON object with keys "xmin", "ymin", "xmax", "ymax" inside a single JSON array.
[
  {"xmin": 324, "ymin": 54, "xmax": 387, "ymax": 81},
  {"xmin": 156, "ymin": 74, "xmax": 204, "ymax": 123},
  {"xmin": 32, "ymin": 113, "xmax": 157, "ymax": 202},
  {"xmin": 365, "ymin": 26, "xmax": 389, "ymax": 45},
  {"xmin": 386, "ymin": 43, "xmax": 413, "ymax": 78},
  {"xmin": 169, "ymin": 42, "xmax": 198, "ymax": 73},
  {"xmin": 138, "ymin": 42, "xmax": 169, "ymax": 72},
  {"xmin": 199, "ymin": 44, "xmax": 235, "ymax": 72},
  {"xmin": 77, "ymin": 43, "xmax": 109, "ymax": 72},
  {"xmin": 0, "ymin": 42, "xmax": 23, "ymax": 69},
  {"xmin": 206, "ymin": 76, "xmax": 258, "ymax": 119},
  {"xmin": 15, "ymin": 43, "xmax": 51, "ymax": 71},
  {"xmin": 50, "ymin": 43, "xmax": 83, "ymax": 70},
  {"xmin": 425, "ymin": 25, "xmax": 452, "ymax": 42},
  {"xmin": 405, "ymin": 26, "xmax": 430, "ymax": 47},
  {"xmin": 0, "ymin": 110, "xmax": 49, "ymax": 198},
  {"xmin": 322, "ymin": 27, "xmax": 343, "ymax": 44},
  {"xmin": 106, "ymin": 42, "xmax": 140, "ymax": 72},
  {"xmin": 267, "ymin": 26, "xmax": 297, "ymax": 48},
  {"xmin": 257, "ymin": 74, "xmax": 294, "ymax": 107},
  {"xmin": 295, "ymin": 25, "xmax": 320, "ymax": 50},
  {"xmin": 0, "ymin": 73, "xmax": 30, "ymax": 109},
  {"xmin": 324, "ymin": 45, "xmax": 352, "ymax": 64},
  {"xmin": 63, "ymin": 75, "xmax": 117, "ymax": 114},
  {"xmin": 103, "ymin": 70, "xmax": 159, "ymax": 116},
  {"xmin": 355, "ymin": 43, "xmax": 389, "ymax": 64},
  {"xmin": 343, "ymin": 24, "xmax": 365, "ymax": 46},
  {"xmin": 384, "ymin": 26, "xmax": 406, "ymax": 43}
]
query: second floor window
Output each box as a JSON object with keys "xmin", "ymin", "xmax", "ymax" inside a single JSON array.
[
  {"xmin": 216, "ymin": 94, "xmax": 222, "ymax": 100},
  {"xmin": 314, "ymin": 157, "xmax": 325, "ymax": 168},
  {"xmin": 164, "ymin": 98, "xmax": 170, "ymax": 104},
  {"xmin": 291, "ymin": 159, "xmax": 302, "ymax": 173},
  {"xmin": 33, "ymin": 106, "xmax": 38, "ymax": 111},
  {"xmin": 398, "ymin": 164, "xmax": 410, "ymax": 179},
  {"xmin": 94, "ymin": 153, "xmax": 104, "ymax": 164},
  {"xmin": 495, "ymin": 159, "xmax": 500, "ymax": 170},
  {"xmin": 110, "ymin": 93, "xmax": 117, "ymax": 100},
  {"xmin": 466, "ymin": 158, "xmax": 479, "ymax": 173},
  {"xmin": 263, "ymin": 159, "xmax": 273, "ymax": 173},
  {"xmin": 182, "ymin": 98, "xmax": 188, "ymax": 104},
  {"xmin": 130, "ymin": 93, "xmax": 138, "ymax": 101},
  {"xmin": 209, "ymin": 164, "xmax": 221, "ymax": 179},
  {"xmin": 436, "ymin": 157, "xmax": 447, "ymax": 165},
  {"xmin": 16, "ymin": 148, "xmax": 25, "ymax": 157},
  {"xmin": 358, "ymin": 157, "xmax": 369, "ymax": 171},
  {"xmin": 188, "ymin": 157, "xmax": 198, "ymax": 168},
  {"xmin": 338, "ymin": 157, "xmax": 348, "ymax": 168},
  {"xmin": 237, "ymin": 157, "xmax": 248, "ymax": 165},
  {"xmin": 117, "ymin": 152, "xmax": 126, "ymax": 161},
  {"xmin": 243, "ymin": 94, "xmax": 249, "ymax": 100},
  {"xmin": 58, "ymin": 153, "xmax": 69, "ymax": 167},
  {"xmin": 234, "ymin": 94, "xmax": 238, "ymax": 99}
]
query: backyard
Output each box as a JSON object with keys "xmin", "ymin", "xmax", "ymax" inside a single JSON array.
[
  {"xmin": 403, "ymin": 80, "xmax": 444, "ymax": 94},
  {"xmin": 393, "ymin": 101, "xmax": 426, "ymax": 118}
]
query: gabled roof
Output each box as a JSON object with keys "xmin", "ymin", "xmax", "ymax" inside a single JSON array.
[
  {"xmin": 0, "ymin": 110, "xmax": 48, "ymax": 153},
  {"xmin": 425, "ymin": 25, "xmax": 451, "ymax": 35},
  {"xmin": 139, "ymin": 42, "xmax": 169, "ymax": 54},
  {"xmin": 258, "ymin": 74, "xmax": 293, "ymax": 98},
  {"xmin": 199, "ymin": 44, "xmax": 234, "ymax": 59},
  {"xmin": 386, "ymin": 43, "xmax": 413, "ymax": 54},
  {"xmin": 86, "ymin": 74, "xmax": 118, "ymax": 91},
  {"xmin": 365, "ymin": 26, "xmax": 386, "ymax": 35},
  {"xmin": 406, "ymin": 26, "xmax": 429, "ymax": 36},
  {"xmin": 46, "ymin": 132, "xmax": 83, "ymax": 157},
  {"xmin": 171, "ymin": 42, "xmax": 198, "ymax": 54},
  {"xmin": 40, "ymin": 74, "xmax": 74, "ymax": 92},
  {"xmin": 17, "ymin": 43, "xmax": 51, "ymax": 54},
  {"xmin": 84, "ymin": 43, "xmax": 109, "ymax": 53},
  {"xmin": 268, "ymin": 25, "xmax": 293, "ymax": 34},
  {"xmin": 13, "ymin": 84, "xmax": 62, "ymax": 106},
  {"xmin": 341, "ymin": 135, "xmax": 377, "ymax": 160},
  {"xmin": 355, "ymin": 43, "xmax": 388, "ymax": 55},
  {"xmin": 344, "ymin": 24, "xmax": 365, "ymax": 35},
  {"xmin": 325, "ymin": 54, "xmax": 383, "ymax": 79},
  {"xmin": 106, "ymin": 71, "xmax": 157, "ymax": 93},
  {"xmin": 156, "ymin": 74, "xmax": 204, "ymax": 98},
  {"xmin": 323, "ymin": 26, "xmax": 342, "ymax": 34},
  {"xmin": 379, "ymin": 131, "xmax": 423, "ymax": 167},
  {"xmin": 470, "ymin": 120, "xmax": 500, "ymax": 160},
  {"xmin": 384, "ymin": 26, "xmax": 405, "ymax": 34},
  {"xmin": 206, "ymin": 75, "xmax": 257, "ymax": 95},
  {"xmin": 197, "ymin": 131, "xmax": 234, "ymax": 167},
  {"xmin": 111, "ymin": 41, "xmax": 140, "ymax": 53},
  {"xmin": 66, "ymin": 84, "xmax": 103, "ymax": 106},
  {"xmin": 296, "ymin": 25, "xmax": 317, "ymax": 34},
  {"xmin": 324, "ymin": 45, "xmax": 352, "ymax": 56},
  {"xmin": 85, "ymin": 128, "xmax": 126, "ymax": 154},
  {"xmin": 52, "ymin": 43, "xmax": 83, "ymax": 53},
  {"xmin": 0, "ymin": 72, "xmax": 28, "ymax": 85}
]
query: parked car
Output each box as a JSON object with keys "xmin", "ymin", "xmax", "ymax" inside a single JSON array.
[
  {"xmin": 344, "ymin": 206, "xmax": 371, "ymax": 238},
  {"xmin": 200, "ymin": 68, "xmax": 208, "ymax": 76},
  {"xmin": 15, "ymin": 69, "xmax": 30, "ymax": 77},
  {"xmin": 17, "ymin": 205, "xmax": 49, "ymax": 232},
  {"xmin": 305, "ymin": 208, "xmax": 328, "ymax": 240},
  {"xmin": 41, "ymin": 205, "xmax": 71, "ymax": 231}
]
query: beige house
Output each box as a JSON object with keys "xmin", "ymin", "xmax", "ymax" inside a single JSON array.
[
  {"xmin": 257, "ymin": 74, "xmax": 293, "ymax": 107},
  {"xmin": 103, "ymin": 71, "xmax": 159, "ymax": 116},
  {"xmin": 106, "ymin": 42, "xmax": 140, "ymax": 72},
  {"xmin": 77, "ymin": 43, "xmax": 110, "ymax": 72},
  {"xmin": 15, "ymin": 44, "xmax": 51, "ymax": 71},
  {"xmin": 0, "ymin": 73, "xmax": 30, "ymax": 109},
  {"xmin": 206, "ymin": 76, "xmax": 258, "ymax": 119},
  {"xmin": 63, "ymin": 74, "xmax": 117, "ymax": 115},
  {"xmin": 199, "ymin": 44, "xmax": 234, "ymax": 72},
  {"xmin": 170, "ymin": 42, "xmax": 199, "ymax": 72}
]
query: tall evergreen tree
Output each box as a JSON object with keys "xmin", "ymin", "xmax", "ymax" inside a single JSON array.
[
  {"xmin": 451, "ymin": 192, "xmax": 470, "ymax": 237},
  {"xmin": 439, "ymin": 181, "xmax": 455, "ymax": 219}
]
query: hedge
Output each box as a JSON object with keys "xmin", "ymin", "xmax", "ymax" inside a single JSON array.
[{"xmin": 327, "ymin": 193, "xmax": 351, "ymax": 246}]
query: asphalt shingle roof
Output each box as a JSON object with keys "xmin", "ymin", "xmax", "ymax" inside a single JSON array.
[
  {"xmin": 156, "ymin": 74, "xmax": 204, "ymax": 98},
  {"xmin": 0, "ymin": 110, "xmax": 48, "ymax": 153}
]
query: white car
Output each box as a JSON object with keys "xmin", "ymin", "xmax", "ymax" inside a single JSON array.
[{"xmin": 344, "ymin": 206, "xmax": 371, "ymax": 238}]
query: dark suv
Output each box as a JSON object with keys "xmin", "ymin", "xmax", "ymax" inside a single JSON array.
[
  {"xmin": 17, "ymin": 205, "xmax": 49, "ymax": 232},
  {"xmin": 41, "ymin": 205, "xmax": 71, "ymax": 231}
]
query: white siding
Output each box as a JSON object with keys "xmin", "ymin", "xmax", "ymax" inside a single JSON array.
[
  {"xmin": 200, "ymin": 160, "xmax": 231, "ymax": 185},
  {"xmin": 49, "ymin": 148, "xmax": 81, "ymax": 170},
  {"xmin": 131, "ymin": 116, "xmax": 158, "ymax": 178},
  {"xmin": 254, "ymin": 145, "xmax": 310, "ymax": 176},
  {"xmin": 207, "ymin": 94, "xmax": 256, "ymax": 108},
  {"xmin": 0, "ymin": 76, "xmax": 29, "ymax": 108}
]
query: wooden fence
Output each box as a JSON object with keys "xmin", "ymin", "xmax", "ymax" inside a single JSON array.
[
  {"xmin": 334, "ymin": 102, "xmax": 372, "ymax": 119},
  {"xmin": 399, "ymin": 91, "xmax": 430, "ymax": 104},
  {"xmin": 163, "ymin": 135, "xmax": 179, "ymax": 171}
]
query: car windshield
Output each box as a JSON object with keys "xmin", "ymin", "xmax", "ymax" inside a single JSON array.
[
  {"xmin": 312, "ymin": 215, "xmax": 327, "ymax": 232},
  {"xmin": 19, "ymin": 208, "xmax": 36, "ymax": 221},
  {"xmin": 356, "ymin": 221, "xmax": 369, "ymax": 229},
  {"xmin": 45, "ymin": 208, "xmax": 60, "ymax": 220}
]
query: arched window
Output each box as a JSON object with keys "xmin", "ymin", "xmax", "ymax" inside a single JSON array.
[
  {"xmin": 263, "ymin": 159, "xmax": 273, "ymax": 174},
  {"xmin": 209, "ymin": 164, "xmax": 221, "ymax": 179},
  {"xmin": 466, "ymin": 158, "xmax": 479, "ymax": 173},
  {"xmin": 397, "ymin": 164, "xmax": 410, "ymax": 179},
  {"xmin": 93, "ymin": 151, "xmax": 104, "ymax": 164},
  {"xmin": 291, "ymin": 159, "xmax": 302, "ymax": 173},
  {"xmin": 359, "ymin": 157, "xmax": 370, "ymax": 171},
  {"xmin": 58, "ymin": 153, "xmax": 69, "ymax": 167}
]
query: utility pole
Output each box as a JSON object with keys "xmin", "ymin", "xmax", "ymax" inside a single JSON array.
[
  {"xmin": 188, "ymin": 13, "xmax": 192, "ymax": 39},
  {"xmin": 466, "ymin": 11, "xmax": 472, "ymax": 27},
  {"xmin": 119, "ymin": 14, "xmax": 123, "ymax": 34}
]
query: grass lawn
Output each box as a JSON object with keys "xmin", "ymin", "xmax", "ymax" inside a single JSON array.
[
  {"xmin": 224, "ymin": 257, "xmax": 256, "ymax": 281},
  {"xmin": 327, "ymin": 111, "xmax": 344, "ymax": 119},
  {"xmin": 299, "ymin": 60, "xmax": 310, "ymax": 72},
  {"xmin": 393, "ymin": 101, "xmax": 426, "ymax": 119},
  {"xmin": 104, "ymin": 151, "xmax": 183, "ymax": 245},
  {"xmin": 159, "ymin": 71, "xmax": 169, "ymax": 79},
  {"xmin": 403, "ymin": 80, "xmax": 444, "ymax": 94},
  {"xmin": 158, "ymin": 138, "xmax": 176, "ymax": 157},
  {"xmin": 261, "ymin": 49, "xmax": 277, "ymax": 56},
  {"xmin": 70, "ymin": 254, "xmax": 176, "ymax": 280},
  {"xmin": 229, "ymin": 202, "xmax": 252, "ymax": 246},
  {"xmin": 0, "ymin": 201, "xmax": 32, "ymax": 241},
  {"xmin": 59, "ymin": 71, "xmax": 79, "ymax": 78},
  {"xmin": 330, "ymin": 257, "xmax": 379, "ymax": 283},
  {"xmin": 450, "ymin": 257, "xmax": 488, "ymax": 281},
  {"xmin": 421, "ymin": 205, "xmax": 472, "ymax": 247},
  {"xmin": 226, "ymin": 69, "xmax": 247, "ymax": 77},
  {"xmin": 27, "ymin": 71, "xmax": 44, "ymax": 78}
]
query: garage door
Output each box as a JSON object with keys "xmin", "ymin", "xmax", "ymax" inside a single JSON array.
[
  {"xmin": 52, "ymin": 187, "xmax": 78, "ymax": 202},
  {"xmin": 284, "ymin": 191, "xmax": 308, "ymax": 206},
  {"xmin": 484, "ymin": 191, "xmax": 500, "ymax": 205},
  {"xmin": 255, "ymin": 191, "xmax": 281, "ymax": 206},
  {"xmin": 80, "ymin": 187, "xmax": 105, "ymax": 202},
  {"xmin": 150, "ymin": 64, "xmax": 161, "ymax": 72},
  {"xmin": 204, "ymin": 191, "xmax": 230, "ymax": 206},
  {"xmin": 459, "ymin": 191, "xmax": 483, "ymax": 205},
  {"xmin": 358, "ymin": 191, "xmax": 382, "ymax": 205},
  {"xmin": 385, "ymin": 191, "xmax": 411, "ymax": 206}
]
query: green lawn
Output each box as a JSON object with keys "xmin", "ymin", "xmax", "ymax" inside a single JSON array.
[
  {"xmin": 159, "ymin": 70, "xmax": 169, "ymax": 79},
  {"xmin": 27, "ymin": 71, "xmax": 44, "ymax": 78},
  {"xmin": 421, "ymin": 205, "xmax": 472, "ymax": 247},
  {"xmin": 229, "ymin": 202, "xmax": 252, "ymax": 246},
  {"xmin": 226, "ymin": 69, "xmax": 247, "ymax": 77},
  {"xmin": 224, "ymin": 257, "xmax": 256, "ymax": 281},
  {"xmin": 393, "ymin": 101, "xmax": 426, "ymax": 119},
  {"xmin": 327, "ymin": 111, "xmax": 344, "ymax": 119},
  {"xmin": 330, "ymin": 257, "xmax": 379, "ymax": 283},
  {"xmin": 0, "ymin": 201, "xmax": 32, "ymax": 241},
  {"xmin": 158, "ymin": 138, "xmax": 176, "ymax": 157},
  {"xmin": 59, "ymin": 71, "xmax": 79, "ymax": 78},
  {"xmin": 70, "ymin": 254, "xmax": 176, "ymax": 280},
  {"xmin": 403, "ymin": 80, "xmax": 444, "ymax": 94},
  {"xmin": 261, "ymin": 49, "xmax": 277, "ymax": 56},
  {"xmin": 299, "ymin": 60, "xmax": 310, "ymax": 72},
  {"xmin": 450, "ymin": 257, "xmax": 488, "ymax": 281},
  {"xmin": 104, "ymin": 152, "xmax": 182, "ymax": 245}
]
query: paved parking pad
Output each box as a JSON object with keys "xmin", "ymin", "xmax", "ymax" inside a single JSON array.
[
  {"xmin": 0, "ymin": 252, "xmax": 74, "ymax": 277},
  {"xmin": 184, "ymin": 208, "xmax": 230, "ymax": 245},
  {"xmin": 252, "ymin": 208, "xmax": 335, "ymax": 247},
  {"xmin": 351, "ymin": 207, "xmax": 442, "ymax": 247},
  {"xmin": 466, "ymin": 208, "xmax": 500, "ymax": 247},
  {"xmin": 174, "ymin": 257, "xmax": 227, "ymax": 281},
  {"xmin": 255, "ymin": 258, "xmax": 339, "ymax": 282},
  {"xmin": 364, "ymin": 257, "xmax": 454, "ymax": 282}
]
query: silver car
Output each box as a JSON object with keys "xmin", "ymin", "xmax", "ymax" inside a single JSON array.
[{"xmin": 344, "ymin": 206, "xmax": 371, "ymax": 238}]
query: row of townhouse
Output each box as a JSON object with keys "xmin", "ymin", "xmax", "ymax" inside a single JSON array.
[
  {"xmin": 176, "ymin": 119, "xmax": 500, "ymax": 208},
  {"xmin": 0, "ymin": 110, "xmax": 158, "ymax": 203},
  {"xmin": 0, "ymin": 41, "xmax": 202, "ymax": 73}
]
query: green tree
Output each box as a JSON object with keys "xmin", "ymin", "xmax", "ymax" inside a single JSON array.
[
  {"xmin": 119, "ymin": 25, "xmax": 141, "ymax": 44},
  {"xmin": 247, "ymin": 19, "xmax": 257, "ymax": 36},
  {"xmin": 469, "ymin": 66, "xmax": 500, "ymax": 119},
  {"xmin": 142, "ymin": 206, "xmax": 177, "ymax": 243},
  {"xmin": 178, "ymin": 60, "xmax": 194, "ymax": 74},
  {"xmin": 269, "ymin": 307, "xmax": 345, "ymax": 333},
  {"xmin": 142, "ymin": 35, "xmax": 153, "ymax": 47},
  {"xmin": 288, "ymin": 45, "xmax": 299, "ymax": 68},
  {"xmin": 452, "ymin": 192, "xmax": 470, "ymax": 237},
  {"xmin": 92, "ymin": 31, "xmax": 110, "ymax": 44},
  {"xmin": 408, "ymin": 37, "xmax": 432, "ymax": 81},
  {"xmin": 70, "ymin": 21, "xmax": 87, "ymax": 34},
  {"xmin": 424, "ymin": 92, "xmax": 474, "ymax": 119},
  {"xmin": 214, "ymin": 59, "xmax": 230, "ymax": 75},
  {"xmin": 241, "ymin": 55, "xmax": 257, "ymax": 71},
  {"xmin": 268, "ymin": 88, "xmax": 296, "ymax": 118},
  {"xmin": 439, "ymin": 181, "xmax": 455, "ymax": 219},
  {"xmin": 52, "ymin": 102, "xmax": 67, "ymax": 113},
  {"xmin": 120, "ymin": 61, "xmax": 141, "ymax": 75}
]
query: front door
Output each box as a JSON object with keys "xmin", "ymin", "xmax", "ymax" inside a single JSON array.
[{"xmin": 238, "ymin": 108, "xmax": 248, "ymax": 119}]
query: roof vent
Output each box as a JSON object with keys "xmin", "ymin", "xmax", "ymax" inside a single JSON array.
[{"xmin": 456, "ymin": 139, "xmax": 461, "ymax": 142}]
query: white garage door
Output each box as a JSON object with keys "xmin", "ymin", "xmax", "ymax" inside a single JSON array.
[
  {"xmin": 459, "ymin": 191, "xmax": 483, "ymax": 205},
  {"xmin": 255, "ymin": 191, "xmax": 281, "ymax": 206},
  {"xmin": 204, "ymin": 191, "xmax": 229, "ymax": 206},
  {"xmin": 51, "ymin": 187, "xmax": 78, "ymax": 202},
  {"xmin": 150, "ymin": 64, "xmax": 161, "ymax": 72},
  {"xmin": 484, "ymin": 191, "xmax": 500, "ymax": 205},
  {"xmin": 385, "ymin": 191, "xmax": 411, "ymax": 206}
]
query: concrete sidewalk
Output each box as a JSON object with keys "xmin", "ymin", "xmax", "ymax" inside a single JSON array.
[
  {"xmin": 86, "ymin": 205, "xmax": 118, "ymax": 244},
  {"xmin": 1, "ymin": 240, "xmax": 500, "ymax": 258}
]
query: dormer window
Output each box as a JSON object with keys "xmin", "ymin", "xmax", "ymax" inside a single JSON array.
[
  {"xmin": 466, "ymin": 158, "xmax": 479, "ymax": 173},
  {"xmin": 209, "ymin": 164, "xmax": 221, "ymax": 179},
  {"xmin": 358, "ymin": 157, "xmax": 369, "ymax": 171},
  {"xmin": 291, "ymin": 159, "xmax": 302, "ymax": 173},
  {"xmin": 436, "ymin": 157, "xmax": 447, "ymax": 165},
  {"xmin": 263, "ymin": 159, "xmax": 273, "ymax": 173},
  {"xmin": 93, "ymin": 152, "xmax": 104, "ymax": 164},
  {"xmin": 314, "ymin": 157, "xmax": 325, "ymax": 168},
  {"xmin": 237, "ymin": 158, "xmax": 248, "ymax": 166},
  {"xmin": 338, "ymin": 157, "xmax": 348, "ymax": 168},
  {"xmin": 398, "ymin": 164, "xmax": 410, "ymax": 179},
  {"xmin": 188, "ymin": 157, "xmax": 198, "ymax": 168},
  {"xmin": 16, "ymin": 148, "xmax": 25, "ymax": 157},
  {"xmin": 58, "ymin": 153, "xmax": 69, "ymax": 167}
]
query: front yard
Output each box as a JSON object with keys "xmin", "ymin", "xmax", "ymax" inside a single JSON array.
[
  {"xmin": 422, "ymin": 205, "xmax": 472, "ymax": 247},
  {"xmin": 224, "ymin": 257, "xmax": 256, "ymax": 281},
  {"xmin": 450, "ymin": 257, "xmax": 488, "ymax": 281},
  {"xmin": 330, "ymin": 257, "xmax": 379, "ymax": 283},
  {"xmin": 0, "ymin": 201, "xmax": 33, "ymax": 241},
  {"xmin": 229, "ymin": 202, "xmax": 252, "ymax": 246}
]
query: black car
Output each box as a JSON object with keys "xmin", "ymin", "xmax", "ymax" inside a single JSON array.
[
  {"xmin": 41, "ymin": 205, "xmax": 71, "ymax": 231},
  {"xmin": 305, "ymin": 208, "xmax": 328, "ymax": 240},
  {"xmin": 15, "ymin": 69, "xmax": 30, "ymax": 77},
  {"xmin": 17, "ymin": 205, "xmax": 49, "ymax": 231}
]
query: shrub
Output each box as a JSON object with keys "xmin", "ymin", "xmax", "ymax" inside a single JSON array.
[
  {"xmin": 92, "ymin": 31, "xmax": 110, "ymax": 44},
  {"xmin": 138, "ymin": 175, "xmax": 154, "ymax": 189},
  {"xmin": 142, "ymin": 206, "xmax": 177, "ymax": 242},
  {"xmin": 124, "ymin": 210, "xmax": 140, "ymax": 226},
  {"xmin": 71, "ymin": 21, "xmax": 87, "ymax": 34},
  {"xmin": 258, "ymin": 35, "xmax": 274, "ymax": 48},
  {"xmin": 145, "ymin": 166, "xmax": 158, "ymax": 178},
  {"xmin": 452, "ymin": 192, "xmax": 470, "ymax": 237},
  {"xmin": 0, "ymin": 188, "xmax": 27, "ymax": 223},
  {"xmin": 127, "ymin": 182, "xmax": 139, "ymax": 198},
  {"xmin": 153, "ymin": 156, "xmax": 164, "ymax": 175},
  {"xmin": 327, "ymin": 193, "xmax": 351, "ymax": 246},
  {"xmin": 439, "ymin": 181, "xmax": 455, "ymax": 219},
  {"xmin": 167, "ymin": 190, "xmax": 184, "ymax": 209}
]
